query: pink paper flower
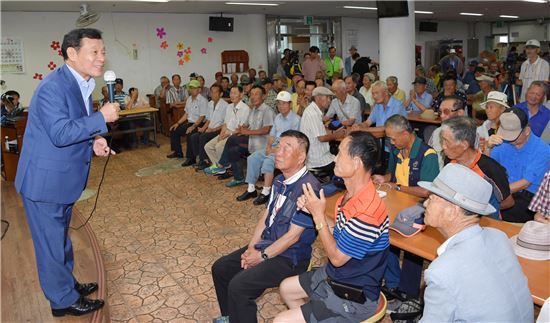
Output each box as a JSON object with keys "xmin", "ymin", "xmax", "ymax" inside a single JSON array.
[
  {"xmin": 33, "ymin": 73, "xmax": 43, "ymax": 80},
  {"xmin": 160, "ymin": 41, "xmax": 168, "ymax": 49},
  {"xmin": 178, "ymin": 59, "xmax": 184, "ymax": 66},
  {"xmin": 208, "ymin": 37, "xmax": 213, "ymax": 43},
  {"xmin": 156, "ymin": 27, "xmax": 166, "ymax": 39},
  {"xmin": 48, "ymin": 61, "xmax": 57, "ymax": 70},
  {"xmin": 201, "ymin": 48, "xmax": 207, "ymax": 54}
]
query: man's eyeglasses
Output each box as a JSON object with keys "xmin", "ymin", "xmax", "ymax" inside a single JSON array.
[{"xmin": 440, "ymin": 108, "xmax": 461, "ymax": 115}]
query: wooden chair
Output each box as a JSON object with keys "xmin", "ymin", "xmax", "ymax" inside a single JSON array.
[
  {"xmin": 221, "ymin": 50, "xmax": 249, "ymax": 74},
  {"xmin": 361, "ymin": 292, "xmax": 387, "ymax": 323}
]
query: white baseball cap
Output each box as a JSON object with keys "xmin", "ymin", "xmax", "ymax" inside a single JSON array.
[
  {"xmin": 276, "ymin": 91, "xmax": 292, "ymax": 102},
  {"xmin": 525, "ymin": 39, "xmax": 541, "ymax": 48}
]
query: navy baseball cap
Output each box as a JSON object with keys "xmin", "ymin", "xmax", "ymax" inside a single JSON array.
[{"xmin": 390, "ymin": 204, "xmax": 426, "ymax": 237}]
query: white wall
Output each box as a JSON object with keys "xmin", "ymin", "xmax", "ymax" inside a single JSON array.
[
  {"xmin": 341, "ymin": 17, "xmax": 492, "ymax": 69},
  {"xmin": 341, "ymin": 17, "xmax": 380, "ymax": 62},
  {"xmin": 416, "ymin": 21, "xmax": 492, "ymax": 66},
  {"xmin": 1, "ymin": 12, "xmax": 268, "ymax": 106}
]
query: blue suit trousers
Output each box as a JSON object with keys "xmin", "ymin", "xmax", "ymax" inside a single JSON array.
[{"xmin": 22, "ymin": 195, "xmax": 80, "ymax": 309}]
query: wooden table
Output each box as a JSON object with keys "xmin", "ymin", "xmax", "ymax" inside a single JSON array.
[
  {"xmin": 1, "ymin": 115, "xmax": 27, "ymax": 181},
  {"xmin": 110, "ymin": 107, "xmax": 160, "ymax": 147},
  {"xmin": 325, "ymin": 189, "xmax": 549, "ymax": 306},
  {"xmin": 406, "ymin": 111, "xmax": 442, "ymax": 125}
]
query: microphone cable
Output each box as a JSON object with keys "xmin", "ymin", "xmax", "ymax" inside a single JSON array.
[{"xmin": 70, "ymin": 134, "xmax": 114, "ymax": 231}]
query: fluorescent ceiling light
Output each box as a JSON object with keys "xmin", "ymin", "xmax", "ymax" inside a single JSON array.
[
  {"xmin": 226, "ymin": 2, "xmax": 279, "ymax": 5},
  {"xmin": 460, "ymin": 12, "xmax": 484, "ymax": 16},
  {"xmin": 499, "ymin": 15, "xmax": 519, "ymax": 18},
  {"xmin": 523, "ymin": 0, "xmax": 547, "ymax": 3},
  {"xmin": 131, "ymin": 0, "xmax": 170, "ymax": 2},
  {"xmin": 343, "ymin": 6, "xmax": 378, "ymax": 10},
  {"xmin": 343, "ymin": 6, "xmax": 377, "ymax": 10},
  {"xmin": 415, "ymin": 10, "xmax": 433, "ymax": 14}
]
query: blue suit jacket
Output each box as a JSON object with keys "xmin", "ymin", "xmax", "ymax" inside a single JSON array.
[
  {"xmin": 420, "ymin": 225, "xmax": 534, "ymax": 323},
  {"xmin": 15, "ymin": 65, "xmax": 108, "ymax": 204}
]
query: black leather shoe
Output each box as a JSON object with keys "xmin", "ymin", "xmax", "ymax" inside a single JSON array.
[
  {"xmin": 51, "ymin": 296, "xmax": 104, "ymax": 317},
  {"xmin": 253, "ymin": 193, "xmax": 270, "ymax": 205},
  {"xmin": 75, "ymin": 282, "xmax": 98, "ymax": 296},
  {"xmin": 217, "ymin": 172, "xmax": 232, "ymax": 180},
  {"xmin": 181, "ymin": 159, "xmax": 195, "ymax": 167},
  {"xmin": 166, "ymin": 152, "xmax": 183, "ymax": 158},
  {"xmin": 236, "ymin": 190, "xmax": 257, "ymax": 201}
]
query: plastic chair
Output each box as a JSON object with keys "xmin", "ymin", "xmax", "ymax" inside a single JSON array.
[{"xmin": 361, "ymin": 292, "xmax": 387, "ymax": 323}]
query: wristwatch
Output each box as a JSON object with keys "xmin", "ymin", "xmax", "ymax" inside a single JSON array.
[
  {"xmin": 395, "ymin": 184, "xmax": 402, "ymax": 191},
  {"xmin": 316, "ymin": 222, "xmax": 326, "ymax": 231},
  {"xmin": 261, "ymin": 250, "xmax": 269, "ymax": 261}
]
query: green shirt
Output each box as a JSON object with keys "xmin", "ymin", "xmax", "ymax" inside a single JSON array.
[{"xmin": 387, "ymin": 136, "xmax": 439, "ymax": 187}]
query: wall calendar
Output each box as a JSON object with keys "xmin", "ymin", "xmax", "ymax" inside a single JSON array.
[{"xmin": 1, "ymin": 37, "xmax": 25, "ymax": 74}]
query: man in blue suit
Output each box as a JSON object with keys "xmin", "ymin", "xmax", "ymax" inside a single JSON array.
[
  {"xmin": 418, "ymin": 164, "xmax": 533, "ymax": 322},
  {"xmin": 15, "ymin": 28, "xmax": 120, "ymax": 317}
]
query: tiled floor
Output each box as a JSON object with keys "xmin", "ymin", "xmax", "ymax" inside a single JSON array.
[{"xmin": 76, "ymin": 136, "xmax": 331, "ymax": 323}]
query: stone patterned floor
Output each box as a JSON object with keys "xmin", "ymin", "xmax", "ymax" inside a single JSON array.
[{"xmin": 76, "ymin": 136, "xmax": 388, "ymax": 323}]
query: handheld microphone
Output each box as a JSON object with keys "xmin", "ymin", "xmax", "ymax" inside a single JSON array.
[{"xmin": 104, "ymin": 70, "xmax": 116, "ymax": 103}]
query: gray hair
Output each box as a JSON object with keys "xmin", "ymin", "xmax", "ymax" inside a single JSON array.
[
  {"xmin": 332, "ymin": 79, "xmax": 346, "ymax": 91},
  {"xmin": 386, "ymin": 76, "xmax": 398, "ymax": 85},
  {"xmin": 441, "ymin": 116, "xmax": 477, "ymax": 149},
  {"xmin": 528, "ymin": 80, "xmax": 547, "ymax": 97},
  {"xmin": 385, "ymin": 114, "xmax": 413, "ymax": 133},
  {"xmin": 372, "ymin": 80, "xmax": 388, "ymax": 92}
]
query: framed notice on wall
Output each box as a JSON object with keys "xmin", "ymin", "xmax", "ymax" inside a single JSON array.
[{"xmin": 1, "ymin": 37, "xmax": 25, "ymax": 74}]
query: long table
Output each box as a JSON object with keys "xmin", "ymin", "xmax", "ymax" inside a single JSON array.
[
  {"xmin": 325, "ymin": 189, "xmax": 549, "ymax": 306},
  {"xmin": 109, "ymin": 107, "xmax": 160, "ymax": 147}
]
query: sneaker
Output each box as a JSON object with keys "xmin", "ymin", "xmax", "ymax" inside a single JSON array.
[
  {"xmin": 210, "ymin": 167, "xmax": 227, "ymax": 175},
  {"xmin": 181, "ymin": 159, "xmax": 196, "ymax": 167},
  {"xmin": 226, "ymin": 179, "xmax": 245, "ymax": 188},
  {"xmin": 217, "ymin": 172, "xmax": 232, "ymax": 180},
  {"xmin": 167, "ymin": 152, "xmax": 183, "ymax": 158},
  {"xmin": 204, "ymin": 165, "xmax": 219, "ymax": 174}
]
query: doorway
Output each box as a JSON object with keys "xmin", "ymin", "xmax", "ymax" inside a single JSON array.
[{"xmin": 266, "ymin": 16, "xmax": 341, "ymax": 75}]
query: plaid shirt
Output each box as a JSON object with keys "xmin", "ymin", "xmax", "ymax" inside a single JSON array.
[{"xmin": 529, "ymin": 170, "xmax": 550, "ymax": 217}]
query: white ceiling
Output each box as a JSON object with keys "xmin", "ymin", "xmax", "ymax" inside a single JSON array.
[{"xmin": 2, "ymin": 1, "xmax": 549, "ymax": 23}]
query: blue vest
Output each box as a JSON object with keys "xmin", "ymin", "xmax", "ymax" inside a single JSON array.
[
  {"xmin": 391, "ymin": 141, "xmax": 430, "ymax": 187},
  {"xmin": 255, "ymin": 171, "xmax": 320, "ymax": 265}
]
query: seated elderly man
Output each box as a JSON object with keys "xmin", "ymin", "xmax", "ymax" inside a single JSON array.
[
  {"xmin": 372, "ymin": 114, "xmax": 438, "ymax": 299},
  {"xmin": 477, "ymin": 91, "xmax": 510, "ymax": 155},
  {"xmin": 166, "ymin": 74, "xmax": 186, "ymax": 111},
  {"xmin": 237, "ymin": 91, "xmax": 300, "ymax": 204},
  {"xmin": 529, "ymin": 170, "xmax": 550, "ymax": 223},
  {"xmin": 373, "ymin": 115, "xmax": 439, "ymax": 198},
  {"xmin": 153, "ymin": 76, "xmax": 170, "ymax": 108},
  {"xmin": 405, "ymin": 77, "xmax": 433, "ymax": 113},
  {"xmin": 441, "ymin": 116, "xmax": 514, "ymax": 219},
  {"xmin": 187, "ymin": 84, "xmax": 228, "ymax": 170},
  {"xmin": 323, "ymin": 79, "xmax": 362, "ymax": 127},
  {"xmin": 352, "ymin": 81, "xmax": 407, "ymax": 133},
  {"xmin": 490, "ymin": 108, "xmax": 550, "ymax": 223},
  {"xmin": 513, "ymin": 81, "xmax": 550, "ymax": 137},
  {"xmin": 214, "ymin": 85, "xmax": 274, "ymax": 187},
  {"xmin": 204, "ymin": 85, "xmax": 250, "ymax": 173},
  {"xmin": 274, "ymin": 131, "xmax": 389, "ymax": 323},
  {"xmin": 431, "ymin": 75, "xmax": 467, "ymax": 113},
  {"xmin": 211, "ymin": 130, "xmax": 321, "ymax": 323},
  {"xmin": 167, "ymin": 80, "xmax": 208, "ymax": 161},
  {"xmin": 386, "ymin": 76, "xmax": 406, "ymax": 104},
  {"xmin": 300, "ymin": 87, "xmax": 344, "ymax": 181},
  {"xmin": 427, "ymin": 96, "xmax": 467, "ymax": 168},
  {"xmin": 418, "ymin": 163, "xmax": 533, "ymax": 322},
  {"xmin": 344, "ymin": 75, "xmax": 367, "ymax": 115}
]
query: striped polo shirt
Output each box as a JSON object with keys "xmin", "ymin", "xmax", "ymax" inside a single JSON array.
[{"xmin": 325, "ymin": 181, "xmax": 390, "ymax": 301}]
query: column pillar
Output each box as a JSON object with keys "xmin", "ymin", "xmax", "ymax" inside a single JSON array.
[{"xmin": 378, "ymin": 1, "xmax": 416, "ymax": 95}]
